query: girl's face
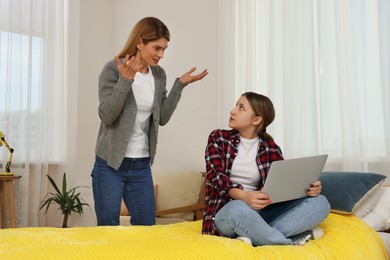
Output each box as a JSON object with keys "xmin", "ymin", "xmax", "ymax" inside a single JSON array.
[
  {"xmin": 229, "ymin": 96, "xmax": 262, "ymax": 138},
  {"xmin": 137, "ymin": 37, "xmax": 168, "ymax": 67}
]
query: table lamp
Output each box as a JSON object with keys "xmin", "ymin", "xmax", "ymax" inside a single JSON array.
[{"xmin": 0, "ymin": 131, "xmax": 14, "ymax": 176}]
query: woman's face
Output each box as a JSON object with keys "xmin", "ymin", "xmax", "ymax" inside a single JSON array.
[
  {"xmin": 137, "ymin": 37, "xmax": 168, "ymax": 67},
  {"xmin": 229, "ymin": 95, "xmax": 261, "ymax": 136}
]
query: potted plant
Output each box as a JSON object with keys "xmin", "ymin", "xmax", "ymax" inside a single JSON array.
[{"xmin": 39, "ymin": 173, "xmax": 90, "ymax": 228}]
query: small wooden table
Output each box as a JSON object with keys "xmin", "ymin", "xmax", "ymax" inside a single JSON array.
[{"xmin": 0, "ymin": 175, "xmax": 22, "ymax": 228}]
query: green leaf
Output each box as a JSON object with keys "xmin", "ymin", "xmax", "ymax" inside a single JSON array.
[
  {"xmin": 62, "ymin": 173, "xmax": 67, "ymax": 196},
  {"xmin": 47, "ymin": 174, "xmax": 62, "ymax": 196}
]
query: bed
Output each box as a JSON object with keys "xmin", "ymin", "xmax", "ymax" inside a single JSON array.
[
  {"xmin": 1, "ymin": 171, "xmax": 389, "ymax": 259},
  {"xmin": 0, "ymin": 213, "xmax": 387, "ymax": 259}
]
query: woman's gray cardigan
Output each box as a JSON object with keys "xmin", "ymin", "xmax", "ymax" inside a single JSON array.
[{"xmin": 95, "ymin": 60, "xmax": 187, "ymax": 170}]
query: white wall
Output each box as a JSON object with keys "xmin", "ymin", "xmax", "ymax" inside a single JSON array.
[{"xmin": 71, "ymin": 0, "xmax": 219, "ymax": 226}]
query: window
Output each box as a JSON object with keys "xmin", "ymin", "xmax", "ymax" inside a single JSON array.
[
  {"xmin": 0, "ymin": 31, "xmax": 44, "ymax": 160},
  {"xmin": 0, "ymin": 0, "xmax": 67, "ymax": 165},
  {"xmin": 219, "ymin": 0, "xmax": 389, "ymax": 165}
]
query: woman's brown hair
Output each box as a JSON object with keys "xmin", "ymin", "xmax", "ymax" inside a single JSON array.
[
  {"xmin": 242, "ymin": 92, "xmax": 275, "ymax": 141},
  {"xmin": 117, "ymin": 17, "xmax": 170, "ymax": 58}
]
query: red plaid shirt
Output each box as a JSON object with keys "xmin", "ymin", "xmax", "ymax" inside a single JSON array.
[{"xmin": 202, "ymin": 129, "xmax": 284, "ymax": 235}]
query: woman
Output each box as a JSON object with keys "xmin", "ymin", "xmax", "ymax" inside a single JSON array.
[
  {"xmin": 202, "ymin": 92, "xmax": 330, "ymax": 246},
  {"xmin": 92, "ymin": 17, "xmax": 208, "ymax": 226}
]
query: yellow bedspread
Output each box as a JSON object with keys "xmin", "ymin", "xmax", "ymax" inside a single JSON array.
[{"xmin": 0, "ymin": 213, "xmax": 387, "ymax": 259}]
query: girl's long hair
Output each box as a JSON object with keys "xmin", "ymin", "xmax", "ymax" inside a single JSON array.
[{"xmin": 242, "ymin": 92, "xmax": 275, "ymax": 141}]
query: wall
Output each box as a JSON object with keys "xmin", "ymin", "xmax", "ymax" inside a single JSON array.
[{"xmin": 70, "ymin": 0, "xmax": 219, "ymax": 226}]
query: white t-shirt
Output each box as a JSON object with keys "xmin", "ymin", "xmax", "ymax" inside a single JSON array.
[
  {"xmin": 230, "ymin": 136, "xmax": 260, "ymax": 191},
  {"xmin": 125, "ymin": 67, "xmax": 155, "ymax": 158}
]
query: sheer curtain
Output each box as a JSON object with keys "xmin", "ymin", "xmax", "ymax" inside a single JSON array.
[
  {"xmin": 0, "ymin": 0, "xmax": 71, "ymax": 227},
  {"xmin": 218, "ymin": 0, "xmax": 390, "ymax": 175}
]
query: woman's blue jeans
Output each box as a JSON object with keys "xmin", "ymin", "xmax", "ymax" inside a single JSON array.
[
  {"xmin": 91, "ymin": 156, "xmax": 155, "ymax": 226},
  {"xmin": 214, "ymin": 195, "xmax": 330, "ymax": 246}
]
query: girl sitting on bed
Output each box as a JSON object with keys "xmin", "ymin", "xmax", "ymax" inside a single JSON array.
[{"xmin": 202, "ymin": 92, "xmax": 330, "ymax": 246}]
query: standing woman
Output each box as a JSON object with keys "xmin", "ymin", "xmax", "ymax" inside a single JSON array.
[
  {"xmin": 92, "ymin": 17, "xmax": 208, "ymax": 226},
  {"xmin": 202, "ymin": 92, "xmax": 330, "ymax": 246}
]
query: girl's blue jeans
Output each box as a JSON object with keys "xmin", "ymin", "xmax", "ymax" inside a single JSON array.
[
  {"xmin": 91, "ymin": 156, "xmax": 155, "ymax": 226},
  {"xmin": 214, "ymin": 195, "xmax": 330, "ymax": 246}
]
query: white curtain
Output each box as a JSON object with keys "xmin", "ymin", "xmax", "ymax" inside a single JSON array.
[
  {"xmin": 219, "ymin": 0, "xmax": 390, "ymax": 174},
  {"xmin": 0, "ymin": 0, "xmax": 71, "ymax": 227}
]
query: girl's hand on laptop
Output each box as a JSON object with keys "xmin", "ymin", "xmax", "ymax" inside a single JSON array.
[
  {"xmin": 306, "ymin": 180, "xmax": 322, "ymax": 197},
  {"xmin": 228, "ymin": 188, "xmax": 271, "ymax": 210},
  {"xmin": 245, "ymin": 191, "xmax": 272, "ymax": 210}
]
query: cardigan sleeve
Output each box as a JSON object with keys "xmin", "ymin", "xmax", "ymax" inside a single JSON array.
[{"xmin": 97, "ymin": 60, "xmax": 134, "ymax": 126}]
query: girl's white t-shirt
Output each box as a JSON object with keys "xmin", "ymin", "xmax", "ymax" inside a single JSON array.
[
  {"xmin": 125, "ymin": 67, "xmax": 155, "ymax": 158},
  {"xmin": 230, "ymin": 136, "xmax": 260, "ymax": 191}
]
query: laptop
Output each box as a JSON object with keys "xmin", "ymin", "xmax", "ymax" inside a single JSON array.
[{"xmin": 261, "ymin": 154, "xmax": 328, "ymax": 204}]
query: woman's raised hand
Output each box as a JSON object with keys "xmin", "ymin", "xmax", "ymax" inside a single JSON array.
[
  {"xmin": 179, "ymin": 67, "xmax": 208, "ymax": 85},
  {"xmin": 115, "ymin": 53, "xmax": 144, "ymax": 80}
]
